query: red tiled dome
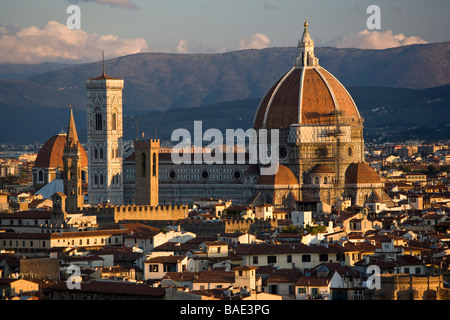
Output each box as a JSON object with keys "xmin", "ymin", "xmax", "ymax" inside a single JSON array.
[
  {"xmin": 253, "ymin": 22, "xmax": 362, "ymax": 130},
  {"xmin": 345, "ymin": 162, "xmax": 382, "ymax": 185},
  {"xmin": 34, "ymin": 133, "xmax": 88, "ymax": 168},
  {"xmin": 253, "ymin": 67, "xmax": 362, "ymax": 130},
  {"xmin": 257, "ymin": 164, "xmax": 298, "ymax": 186}
]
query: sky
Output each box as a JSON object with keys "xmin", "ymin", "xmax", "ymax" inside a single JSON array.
[{"xmin": 0, "ymin": 0, "xmax": 448, "ymax": 64}]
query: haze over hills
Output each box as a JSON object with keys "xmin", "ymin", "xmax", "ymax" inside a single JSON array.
[{"xmin": 0, "ymin": 41, "xmax": 449, "ymax": 144}]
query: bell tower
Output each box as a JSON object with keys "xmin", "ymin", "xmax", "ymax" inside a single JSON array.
[
  {"xmin": 85, "ymin": 52, "xmax": 124, "ymax": 205},
  {"xmin": 63, "ymin": 108, "xmax": 84, "ymax": 212},
  {"xmin": 134, "ymin": 138, "xmax": 160, "ymax": 206}
]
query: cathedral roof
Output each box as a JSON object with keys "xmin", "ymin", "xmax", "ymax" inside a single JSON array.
[
  {"xmin": 35, "ymin": 134, "xmax": 87, "ymax": 169},
  {"xmin": 309, "ymin": 164, "xmax": 334, "ymax": 174},
  {"xmin": 253, "ymin": 23, "xmax": 362, "ymax": 130},
  {"xmin": 257, "ymin": 164, "xmax": 298, "ymax": 186},
  {"xmin": 345, "ymin": 162, "xmax": 382, "ymax": 185},
  {"xmin": 35, "ymin": 109, "xmax": 88, "ymax": 169},
  {"xmin": 35, "ymin": 134, "xmax": 67, "ymax": 168}
]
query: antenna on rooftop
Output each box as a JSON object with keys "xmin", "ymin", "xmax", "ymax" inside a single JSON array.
[{"xmin": 102, "ymin": 49, "xmax": 105, "ymax": 76}]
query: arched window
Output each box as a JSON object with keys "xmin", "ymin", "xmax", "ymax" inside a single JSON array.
[
  {"xmin": 38, "ymin": 170, "xmax": 44, "ymax": 182},
  {"xmin": 324, "ymin": 177, "xmax": 328, "ymax": 184},
  {"xmin": 315, "ymin": 177, "xmax": 319, "ymax": 184},
  {"xmin": 99, "ymin": 173, "xmax": 104, "ymax": 185},
  {"xmin": 94, "ymin": 173, "xmax": 98, "ymax": 185},
  {"xmin": 94, "ymin": 147, "xmax": 98, "ymax": 159},
  {"xmin": 99, "ymin": 147, "xmax": 104, "ymax": 159},
  {"xmin": 94, "ymin": 109, "xmax": 102, "ymax": 131},
  {"xmin": 141, "ymin": 152, "xmax": 146, "ymax": 177},
  {"xmin": 112, "ymin": 112, "xmax": 117, "ymax": 131},
  {"xmin": 152, "ymin": 153, "xmax": 157, "ymax": 176}
]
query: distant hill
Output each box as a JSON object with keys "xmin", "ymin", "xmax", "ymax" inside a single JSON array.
[
  {"xmin": 1, "ymin": 84, "xmax": 450, "ymax": 144},
  {"xmin": 0, "ymin": 42, "xmax": 449, "ymax": 144},
  {"xmin": 0, "ymin": 62, "xmax": 74, "ymax": 79},
  {"xmin": 124, "ymin": 85, "xmax": 450, "ymax": 145}
]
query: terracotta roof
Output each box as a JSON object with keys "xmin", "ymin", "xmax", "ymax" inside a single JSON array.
[
  {"xmin": 193, "ymin": 270, "xmax": 235, "ymax": 283},
  {"xmin": 46, "ymin": 280, "xmax": 165, "ymax": 297},
  {"xmin": 265, "ymin": 269, "xmax": 302, "ymax": 283},
  {"xmin": 309, "ymin": 164, "xmax": 334, "ymax": 174},
  {"xmin": 253, "ymin": 66, "xmax": 362, "ymax": 130},
  {"xmin": 88, "ymin": 73, "xmax": 121, "ymax": 81},
  {"xmin": 345, "ymin": 162, "xmax": 382, "ymax": 184},
  {"xmin": 0, "ymin": 210, "xmax": 51, "ymax": 220},
  {"xmin": 34, "ymin": 134, "xmax": 87, "ymax": 168},
  {"xmin": 145, "ymin": 255, "xmax": 186, "ymax": 264},
  {"xmin": 257, "ymin": 164, "xmax": 298, "ymax": 186}
]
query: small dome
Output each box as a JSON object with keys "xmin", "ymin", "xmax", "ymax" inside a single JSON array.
[
  {"xmin": 345, "ymin": 162, "xmax": 381, "ymax": 184},
  {"xmin": 35, "ymin": 133, "xmax": 88, "ymax": 168},
  {"xmin": 309, "ymin": 164, "xmax": 334, "ymax": 174},
  {"xmin": 257, "ymin": 164, "xmax": 298, "ymax": 186}
]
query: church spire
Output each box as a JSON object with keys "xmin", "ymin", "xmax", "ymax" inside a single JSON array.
[
  {"xmin": 295, "ymin": 19, "xmax": 319, "ymax": 68},
  {"xmin": 66, "ymin": 106, "xmax": 80, "ymax": 149}
]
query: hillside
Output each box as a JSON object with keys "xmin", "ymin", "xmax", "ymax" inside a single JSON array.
[{"xmin": 0, "ymin": 42, "xmax": 449, "ymax": 144}]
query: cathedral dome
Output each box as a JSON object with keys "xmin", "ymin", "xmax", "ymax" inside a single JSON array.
[
  {"xmin": 345, "ymin": 162, "xmax": 382, "ymax": 185},
  {"xmin": 35, "ymin": 133, "xmax": 88, "ymax": 169},
  {"xmin": 253, "ymin": 22, "xmax": 362, "ymax": 130}
]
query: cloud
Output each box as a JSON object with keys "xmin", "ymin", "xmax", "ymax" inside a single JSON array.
[
  {"xmin": 0, "ymin": 21, "xmax": 148, "ymax": 64},
  {"xmin": 325, "ymin": 29, "xmax": 428, "ymax": 50},
  {"xmin": 236, "ymin": 33, "xmax": 271, "ymax": 50},
  {"xmin": 69, "ymin": 0, "xmax": 137, "ymax": 9},
  {"xmin": 175, "ymin": 38, "xmax": 226, "ymax": 54},
  {"xmin": 264, "ymin": 2, "xmax": 280, "ymax": 10}
]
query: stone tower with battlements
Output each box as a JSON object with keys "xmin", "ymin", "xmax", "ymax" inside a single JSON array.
[{"xmin": 134, "ymin": 139, "xmax": 160, "ymax": 206}]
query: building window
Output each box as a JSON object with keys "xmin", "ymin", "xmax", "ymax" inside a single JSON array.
[
  {"xmin": 152, "ymin": 153, "xmax": 157, "ymax": 176},
  {"xmin": 336, "ymin": 253, "xmax": 345, "ymax": 261},
  {"xmin": 150, "ymin": 265, "xmax": 158, "ymax": 272},
  {"xmin": 38, "ymin": 170, "xmax": 44, "ymax": 182},
  {"xmin": 298, "ymin": 287, "xmax": 306, "ymax": 294},
  {"xmin": 287, "ymin": 255, "xmax": 292, "ymax": 263},
  {"xmin": 141, "ymin": 153, "xmax": 146, "ymax": 177},
  {"xmin": 302, "ymin": 255, "xmax": 311, "ymax": 262},
  {"xmin": 267, "ymin": 256, "xmax": 277, "ymax": 264},
  {"xmin": 319, "ymin": 254, "xmax": 328, "ymax": 262},
  {"xmin": 252, "ymin": 256, "xmax": 259, "ymax": 264},
  {"xmin": 94, "ymin": 109, "xmax": 102, "ymax": 131},
  {"xmin": 112, "ymin": 112, "xmax": 117, "ymax": 131}
]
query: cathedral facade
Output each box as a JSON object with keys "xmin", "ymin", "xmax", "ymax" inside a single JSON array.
[{"xmin": 81, "ymin": 23, "xmax": 392, "ymax": 212}]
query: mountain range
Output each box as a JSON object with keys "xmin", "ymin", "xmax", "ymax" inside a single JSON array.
[{"xmin": 0, "ymin": 41, "xmax": 449, "ymax": 144}]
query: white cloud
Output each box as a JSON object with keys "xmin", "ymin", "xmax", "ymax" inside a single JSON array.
[
  {"xmin": 175, "ymin": 38, "xmax": 226, "ymax": 54},
  {"xmin": 236, "ymin": 33, "xmax": 271, "ymax": 50},
  {"xmin": 0, "ymin": 21, "xmax": 148, "ymax": 64},
  {"xmin": 69, "ymin": 0, "xmax": 137, "ymax": 9},
  {"xmin": 326, "ymin": 29, "xmax": 427, "ymax": 50}
]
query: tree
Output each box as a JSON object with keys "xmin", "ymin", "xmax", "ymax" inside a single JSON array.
[{"xmin": 282, "ymin": 225, "xmax": 299, "ymax": 233}]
